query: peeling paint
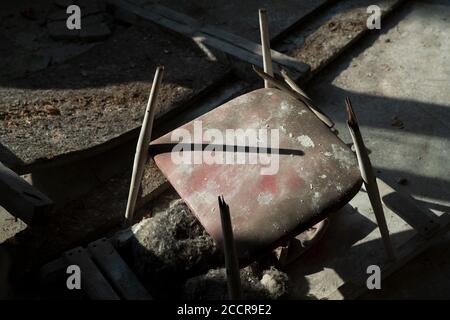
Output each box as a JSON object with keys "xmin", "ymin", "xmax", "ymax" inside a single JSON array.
[
  {"xmin": 178, "ymin": 164, "xmax": 194, "ymax": 175},
  {"xmin": 312, "ymin": 192, "xmax": 321, "ymax": 209},
  {"xmin": 297, "ymin": 135, "xmax": 315, "ymax": 148},
  {"xmin": 257, "ymin": 192, "xmax": 274, "ymax": 205},
  {"xmin": 233, "ymin": 92, "xmax": 255, "ymax": 104},
  {"xmin": 331, "ymin": 144, "xmax": 354, "ymax": 169},
  {"xmin": 280, "ymin": 100, "xmax": 293, "ymax": 112}
]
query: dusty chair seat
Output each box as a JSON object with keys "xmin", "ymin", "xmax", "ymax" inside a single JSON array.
[{"xmin": 150, "ymin": 88, "xmax": 362, "ymax": 264}]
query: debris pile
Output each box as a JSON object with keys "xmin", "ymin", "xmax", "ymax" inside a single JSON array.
[
  {"xmin": 131, "ymin": 200, "xmax": 289, "ymax": 299},
  {"xmin": 183, "ymin": 267, "xmax": 289, "ymax": 300},
  {"xmin": 131, "ymin": 200, "xmax": 221, "ymax": 297}
]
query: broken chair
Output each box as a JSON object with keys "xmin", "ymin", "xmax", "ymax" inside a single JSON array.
[{"xmin": 125, "ymin": 9, "xmax": 392, "ymax": 267}]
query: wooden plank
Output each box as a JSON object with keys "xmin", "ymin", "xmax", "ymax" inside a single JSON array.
[
  {"xmin": 40, "ymin": 257, "xmax": 65, "ymax": 284},
  {"xmin": 199, "ymin": 35, "xmax": 304, "ymax": 79},
  {"xmin": 149, "ymin": 4, "xmax": 200, "ymax": 28},
  {"xmin": 138, "ymin": 0, "xmax": 331, "ymax": 43},
  {"xmin": 346, "ymin": 100, "xmax": 395, "ymax": 260},
  {"xmin": 88, "ymin": 238, "xmax": 152, "ymax": 300},
  {"xmin": 200, "ymin": 25, "xmax": 309, "ymax": 74},
  {"xmin": 108, "ymin": 0, "xmax": 309, "ymax": 77},
  {"xmin": 63, "ymin": 247, "xmax": 120, "ymax": 300},
  {"xmin": 327, "ymin": 213, "xmax": 450, "ymax": 300},
  {"xmin": 42, "ymin": 224, "xmax": 144, "ymax": 282},
  {"xmin": 109, "ymin": 0, "xmax": 197, "ymax": 35},
  {"xmin": 44, "ymin": 177, "xmax": 445, "ymax": 301},
  {"xmin": 377, "ymin": 178, "xmax": 440, "ymax": 237},
  {"xmin": 0, "ymin": 161, "xmax": 53, "ymax": 224},
  {"xmin": 285, "ymin": 176, "xmax": 449, "ymax": 300},
  {"xmin": 147, "ymin": 4, "xmax": 309, "ymax": 73}
]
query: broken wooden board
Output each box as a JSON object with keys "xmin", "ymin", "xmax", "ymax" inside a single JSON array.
[
  {"xmin": 63, "ymin": 247, "xmax": 120, "ymax": 300},
  {"xmin": 108, "ymin": 0, "xmax": 310, "ymax": 78},
  {"xmin": 41, "ymin": 177, "xmax": 448, "ymax": 300},
  {"xmin": 285, "ymin": 178, "xmax": 450, "ymax": 300},
  {"xmin": 0, "ymin": 161, "xmax": 53, "ymax": 224},
  {"xmin": 87, "ymin": 238, "xmax": 152, "ymax": 300},
  {"xmin": 45, "ymin": 238, "xmax": 152, "ymax": 300}
]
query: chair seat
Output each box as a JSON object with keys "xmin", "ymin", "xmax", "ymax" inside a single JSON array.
[{"xmin": 150, "ymin": 88, "xmax": 362, "ymax": 262}]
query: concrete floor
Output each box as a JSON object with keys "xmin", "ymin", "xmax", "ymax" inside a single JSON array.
[{"xmin": 307, "ymin": 0, "xmax": 450, "ymax": 298}]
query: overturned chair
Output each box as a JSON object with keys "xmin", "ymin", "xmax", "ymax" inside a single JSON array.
[
  {"xmin": 125, "ymin": 9, "xmax": 394, "ymax": 269},
  {"xmin": 148, "ymin": 81, "xmax": 362, "ymax": 264}
]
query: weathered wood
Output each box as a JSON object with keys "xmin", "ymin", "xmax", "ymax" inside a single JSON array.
[
  {"xmin": 88, "ymin": 238, "xmax": 152, "ymax": 300},
  {"xmin": 0, "ymin": 161, "xmax": 53, "ymax": 224},
  {"xmin": 44, "ymin": 181, "xmax": 449, "ymax": 300},
  {"xmin": 258, "ymin": 9, "xmax": 273, "ymax": 88},
  {"xmin": 218, "ymin": 196, "xmax": 242, "ymax": 300},
  {"xmin": 149, "ymin": 4, "xmax": 200, "ymax": 28},
  {"xmin": 377, "ymin": 178, "xmax": 440, "ymax": 237},
  {"xmin": 284, "ymin": 180, "xmax": 450, "ymax": 300},
  {"xmin": 327, "ymin": 213, "xmax": 450, "ymax": 300},
  {"xmin": 280, "ymin": 68, "xmax": 311, "ymax": 101},
  {"xmin": 345, "ymin": 97, "xmax": 395, "ymax": 261},
  {"xmin": 125, "ymin": 66, "xmax": 164, "ymax": 224},
  {"xmin": 107, "ymin": 0, "xmax": 309, "ymax": 77},
  {"xmin": 41, "ymin": 228, "xmax": 146, "ymax": 295},
  {"xmin": 252, "ymin": 66, "xmax": 334, "ymax": 127},
  {"xmin": 141, "ymin": 0, "xmax": 333, "ymax": 43},
  {"xmin": 63, "ymin": 247, "xmax": 120, "ymax": 300},
  {"xmin": 200, "ymin": 25, "xmax": 304, "ymax": 69}
]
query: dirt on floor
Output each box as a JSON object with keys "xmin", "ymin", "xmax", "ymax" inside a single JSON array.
[
  {"xmin": 279, "ymin": 0, "xmax": 403, "ymax": 76},
  {"xmin": 0, "ymin": 1, "xmax": 228, "ymax": 169}
]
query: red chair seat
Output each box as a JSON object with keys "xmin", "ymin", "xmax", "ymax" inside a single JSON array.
[{"xmin": 150, "ymin": 88, "xmax": 362, "ymax": 262}]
